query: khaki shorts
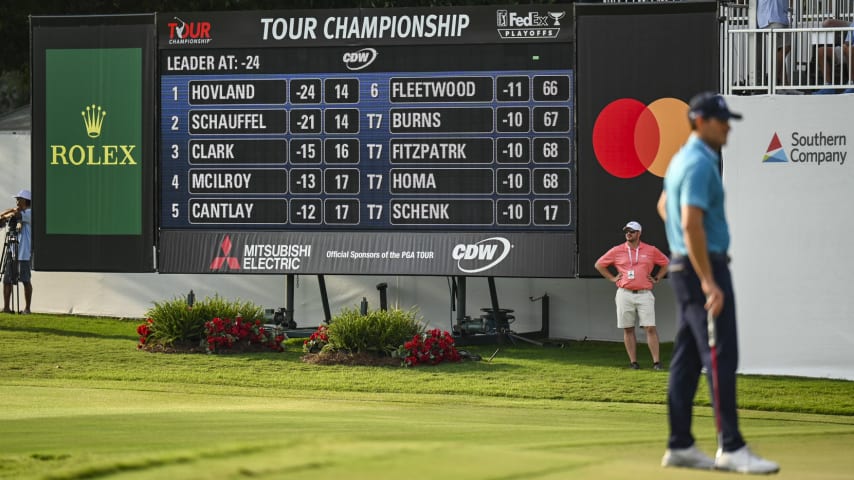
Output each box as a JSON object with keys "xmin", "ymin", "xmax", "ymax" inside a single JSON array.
[
  {"xmin": 765, "ymin": 21, "xmax": 787, "ymax": 48},
  {"xmin": 615, "ymin": 288, "xmax": 656, "ymax": 328}
]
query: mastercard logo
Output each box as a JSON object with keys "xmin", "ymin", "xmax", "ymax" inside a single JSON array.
[{"xmin": 592, "ymin": 97, "xmax": 691, "ymax": 179}]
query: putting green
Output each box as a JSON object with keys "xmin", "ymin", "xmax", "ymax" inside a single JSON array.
[{"xmin": 1, "ymin": 382, "xmax": 852, "ymax": 479}]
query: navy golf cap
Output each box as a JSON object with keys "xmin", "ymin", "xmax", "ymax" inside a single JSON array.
[{"xmin": 688, "ymin": 92, "xmax": 742, "ymax": 121}]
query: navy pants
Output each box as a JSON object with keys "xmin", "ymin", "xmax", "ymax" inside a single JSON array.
[{"xmin": 667, "ymin": 254, "xmax": 745, "ymax": 452}]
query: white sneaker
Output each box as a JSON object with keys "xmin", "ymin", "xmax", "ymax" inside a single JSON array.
[
  {"xmin": 715, "ymin": 445, "xmax": 780, "ymax": 474},
  {"xmin": 662, "ymin": 445, "xmax": 715, "ymax": 470}
]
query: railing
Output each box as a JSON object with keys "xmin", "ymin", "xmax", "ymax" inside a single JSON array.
[
  {"xmin": 582, "ymin": 0, "xmax": 854, "ymax": 94},
  {"xmin": 723, "ymin": 26, "xmax": 853, "ymax": 94},
  {"xmin": 792, "ymin": 0, "xmax": 854, "ymax": 25},
  {"xmin": 721, "ymin": 1, "xmax": 752, "ymax": 94},
  {"xmin": 722, "ymin": 0, "xmax": 854, "ymax": 94}
]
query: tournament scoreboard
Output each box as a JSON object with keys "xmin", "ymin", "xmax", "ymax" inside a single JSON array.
[{"xmin": 157, "ymin": 6, "xmax": 576, "ymax": 277}]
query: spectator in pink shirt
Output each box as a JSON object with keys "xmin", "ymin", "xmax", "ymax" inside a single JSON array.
[{"xmin": 595, "ymin": 221, "xmax": 669, "ymax": 370}]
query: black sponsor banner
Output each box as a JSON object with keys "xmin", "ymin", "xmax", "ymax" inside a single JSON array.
[
  {"xmin": 159, "ymin": 230, "xmax": 576, "ymax": 277},
  {"xmin": 575, "ymin": 2, "xmax": 718, "ymax": 277},
  {"xmin": 31, "ymin": 14, "xmax": 156, "ymax": 272},
  {"xmin": 158, "ymin": 6, "xmax": 573, "ymax": 49}
]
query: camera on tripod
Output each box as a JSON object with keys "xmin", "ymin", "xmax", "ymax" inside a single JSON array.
[{"xmin": 0, "ymin": 215, "xmax": 18, "ymax": 232}]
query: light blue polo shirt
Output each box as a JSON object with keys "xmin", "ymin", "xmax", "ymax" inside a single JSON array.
[
  {"xmin": 17, "ymin": 208, "xmax": 32, "ymax": 261},
  {"xmin": 757, "ymin": 0, "xmax": 789, "ymax": 28},
  {"xmin": 663, "ymin": 134, "xmax": 730, "ymax": 256}
]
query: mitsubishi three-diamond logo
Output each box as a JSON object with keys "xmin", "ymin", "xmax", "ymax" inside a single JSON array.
[{"xmin": 210, "ymin": 235, "xmax": 240, "ymax": 270}]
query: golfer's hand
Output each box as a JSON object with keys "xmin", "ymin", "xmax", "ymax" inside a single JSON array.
[
  {"xmin": 612, "ymin": 273, "xmax": 621, "ymax": 283},
  {"xmin": 701, "ymin": 280, "xmax": 724, "ymax": 317}
]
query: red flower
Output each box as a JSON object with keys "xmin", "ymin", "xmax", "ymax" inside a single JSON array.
[
  {"xmin": 400, "ymin": 329, "xmax": 461, "ymax": 367},
  {"xmin": 202, "ymin": 316, "xmax": 285, "ymax": 353}
]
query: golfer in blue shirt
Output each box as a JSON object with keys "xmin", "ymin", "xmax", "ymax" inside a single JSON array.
[{"xmin": 657, "ymin": 92, "xmax": 779, "ymax": 474}]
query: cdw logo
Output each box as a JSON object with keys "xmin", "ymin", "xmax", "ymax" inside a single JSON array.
[
  {"xmin": 452, "ymin": 237, "xmax": 512, "ymax": 274},
  {"xmin": 343, "ymin": 48, "xmax": 377, "ymax": 71}
]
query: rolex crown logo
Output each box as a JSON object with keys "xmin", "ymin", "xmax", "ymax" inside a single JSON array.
[{"xmin": 81, "ymin": 104, "xmax": 106, "ymax": 138}]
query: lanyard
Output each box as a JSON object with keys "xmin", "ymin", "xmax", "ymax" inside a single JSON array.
[{"xmin": 626, "ymin": 244, "xmax": 639, "ymax": 266}]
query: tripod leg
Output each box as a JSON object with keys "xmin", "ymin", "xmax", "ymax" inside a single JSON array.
[
  {"xmin": 507, "ymin": 332, "xmax": 545, "ymax": 347},
  {"xmin": 15, "ymin": 267, "xmax": 21, "ymax": 314}
]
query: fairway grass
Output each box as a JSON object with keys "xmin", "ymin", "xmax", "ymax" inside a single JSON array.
[
  {"xmin": 1, "ymin": 315, "xmax": 853, "ymax": 479},
  {"xmin": 2, "ymin": 383, "xmax": 853, "ymax": 480}
]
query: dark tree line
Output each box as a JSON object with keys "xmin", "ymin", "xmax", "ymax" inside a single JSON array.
[{"xmin": 1, "ymin": 0, "xmax": 556, "ymax": 114}]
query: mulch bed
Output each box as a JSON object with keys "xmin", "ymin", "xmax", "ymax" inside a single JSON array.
[
  {"xmin": 301, "ymin": 351, "xmax": 402, "ymax": 367},
  {"xmin": 141, "ymin": 342, "xmax": 400, "ymax": 365},
  {"xmin": 139, "ymin": 340, "xmax": 279, "ymax": 354}
]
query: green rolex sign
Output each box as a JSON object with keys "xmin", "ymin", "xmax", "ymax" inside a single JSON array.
[{"xmin": 45, "ymin": 48, "xmax": 142, "ymax": 235}]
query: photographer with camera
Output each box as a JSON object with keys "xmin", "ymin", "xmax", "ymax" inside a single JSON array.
[{"xmin": 0, "ymin": 189, "xmax": 32, "ymax": 314}]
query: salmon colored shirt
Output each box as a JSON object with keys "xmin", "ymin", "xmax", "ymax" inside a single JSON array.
[{"xmin": 596, "ymin": 241, "xmax": 669, "ymax": 290}]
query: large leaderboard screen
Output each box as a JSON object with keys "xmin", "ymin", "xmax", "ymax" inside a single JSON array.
[{"xmin": 158, "ymin": 6, "xmax": 576, "ymax": 277}]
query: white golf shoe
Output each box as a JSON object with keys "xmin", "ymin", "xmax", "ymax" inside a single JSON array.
[
  {"xmin": 661, "ymin": 445, "xmax": 715, "ymax": 470},
  {"xmin": 715, "ymin": 445, "xmax": 780, "ymax": 474}
]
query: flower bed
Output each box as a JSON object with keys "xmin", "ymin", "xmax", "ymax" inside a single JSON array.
[
  {"xmin": 136, "ymin": 295, "xmax": 284, "ymax": 354},
  {"xmin": 302, "ymin": 324, "xmax": 329, "ymax": 353},
  {"xmin": 203, "ymin": 317, "xmax": 285, "ymax": 354},
  {"xmin": 302, "ymin": 321, "xmax": 462, "ymax": 367},
  {"xmin": 397, "ymin": 329, "xmax": 461, "ymax": 366},
  {"xmin": 137, "ymin": 316, "xmax": 285, "ymax": 354}
]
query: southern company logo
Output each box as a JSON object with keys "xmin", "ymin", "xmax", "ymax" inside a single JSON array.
[
  {"xmin": 592, "ymin": 97, "xmax": 690, "ymax": 179},
  {"xmin": 452, "ymin": 237, "xmax": 512, "ymax": 274},
  {"xmin": 762, "ymin": 131, "xmax": 847, "ymax": 166},
  {"xmin": 210, "ymin": 235, "xmax": 240, "ymax": 270},
  {"xmin": 496, "ymin": 9, "xmax": 564, "ymax": 39},
  {"xmin": 762, "ymin": 133, "xmax": 787, "ymax": 163},
  {"xmin": 50, "ymin": 104, "xmax": 138, "ymax": 166},
  {"xmin": 167, "ymin": 17, "xmax": 212, "ymax": 45}
]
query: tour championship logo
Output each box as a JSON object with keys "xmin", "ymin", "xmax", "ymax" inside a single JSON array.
[
  {"xmin": 496, "ymin": 9, "xmax": 565, "ymax": 39},
  {"xmin": 452, "ymin": 237, "xmax": 512, "ymax": 274},
  {"xmin": 167, "ymin": 17, "xmax": 212, "ymax": 45},
  {"xmin": 763, "ymin": 133, "xmax": 788, "ymax": 163},
  {"xmin": 592, "ymin": 97, "xmax": 690, "ymax": 179},
  {"xmin": 210, "ymin": 235, "xmax": 240, "ymax": 270}
]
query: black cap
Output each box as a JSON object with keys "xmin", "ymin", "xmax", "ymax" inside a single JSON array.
[{"xmin": 688, "ymin": 92, "xmax": 742, "ymax": 121}]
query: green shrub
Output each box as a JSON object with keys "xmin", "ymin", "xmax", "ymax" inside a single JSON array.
[
  {"xmin": 143, "ymin": 295, "xmax": 264, "ymax": 346},
  {"xmin": 325, "ymin": 307, "xmax": 424, "ymax": 356}
]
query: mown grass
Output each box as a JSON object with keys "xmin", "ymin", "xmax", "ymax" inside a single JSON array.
[
  {"xmin": 1, "ymin": 314, "xmax": 854, "ymax": 480},
  {"xmin": 1, "ymin": 314, "xmax": 852, "ymax": 415}
]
